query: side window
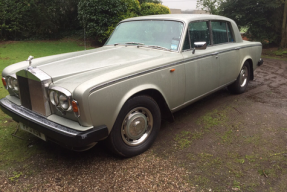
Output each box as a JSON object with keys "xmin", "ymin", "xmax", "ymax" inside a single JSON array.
[
  {"xmin": 189, "ymin": 21, "xmax": 210, "ymax": 48},
  {"xmin": 211, "ymin": 21, "xmax": 229, "ymax": 44}
]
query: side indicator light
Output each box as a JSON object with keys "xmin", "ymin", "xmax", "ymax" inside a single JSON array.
[
  {"xmin": 72, "ymin": 100, "xmax": 79, "ymax": 113},
  {"xmin": 170, "ymin": 69, "xmax": 176, "ymax": 72},
  {"xmin": 2, "ymin": 77, "xmax": 7, "ymax": 87}
]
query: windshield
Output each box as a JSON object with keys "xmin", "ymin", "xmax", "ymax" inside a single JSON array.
[{"xmin": 105, "ymin": 20, "xmax": 184, "ymax": 51}]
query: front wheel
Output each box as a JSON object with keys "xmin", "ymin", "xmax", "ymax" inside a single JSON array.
[
  {"xmin": 107, "ymin": 95, "xmax": 161, "ymax": 157},
  {"xmin": 228, "ymin": 61, "xmax": 250, "ymax": 94}
]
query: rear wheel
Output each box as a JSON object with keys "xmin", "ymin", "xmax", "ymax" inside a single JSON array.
[
  {"xmin": 107, "ymin": 95, "xmax": 161, "ymax": 157},
  {"xmin": 228, "ymin": 61, "xmax": 250, "ymax": 94}
]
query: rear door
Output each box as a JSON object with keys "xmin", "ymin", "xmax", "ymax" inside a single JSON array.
[{"xmin": 211, "ymin": 21, "xmax": 240, "ymax": 85}]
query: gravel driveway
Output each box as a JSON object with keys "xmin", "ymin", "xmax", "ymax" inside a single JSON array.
[{"xmin": 0, "ymin": 58, "xmax": 287, "ymax": 191}]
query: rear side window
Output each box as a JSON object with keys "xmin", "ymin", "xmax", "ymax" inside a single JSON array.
[
  {"xmin": 211, "ymin": 21, "xmax": 228, "ymax": 44},
  {"xmin": 211, "ymin": 21, "xmax": 234, "ymax": 44}
]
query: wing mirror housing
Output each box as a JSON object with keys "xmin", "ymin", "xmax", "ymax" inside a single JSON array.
[{"xmin": 192, "ymin": 42, "xmax": 207, "ymax": 54}]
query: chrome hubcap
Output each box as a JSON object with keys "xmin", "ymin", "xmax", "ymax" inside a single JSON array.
[
  {"xmin": 239, "ymin": 66, "xmax": 248, "ymax": 87},
  {"xmin": 121, "ymin": 107, "xmax": 153, "ymax": 146}
]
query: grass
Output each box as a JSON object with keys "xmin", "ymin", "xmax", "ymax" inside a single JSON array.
[
  {"xmin": 262, "ymin": 47, "xmax": 287, "ymax": 60},
  {"xmin": 0, "ymin": 40, "xmax": 88, "ymax": 170},
  {"xmin": 172, "ymin": 102, "xmax": 287, "ymax": 191},
  {"xmin": 174, "ymin": 108, "xmax": 228, "ymax": 149}
]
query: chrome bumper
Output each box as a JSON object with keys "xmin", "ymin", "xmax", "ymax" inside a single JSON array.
[{"xmin": 0, "ymin": 97, "xmax": 108, "ymax": 149}]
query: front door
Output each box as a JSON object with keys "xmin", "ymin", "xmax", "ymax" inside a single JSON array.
[{"xmin": 181, "ymin": 21, "xmax": 220, "ymax": 102}]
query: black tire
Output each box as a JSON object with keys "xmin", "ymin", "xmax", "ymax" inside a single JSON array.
[
  {"xmin": 228, "ymin": 61, "xmax": 250, "ymax": 94},
  {"xmin": 107, "ymin": 95, "xmax": 161, "ymax": 157}
]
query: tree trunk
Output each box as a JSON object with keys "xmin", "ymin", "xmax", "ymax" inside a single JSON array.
[{"xmin": 281, "ymin": 0, "xmax": 287, "ymax": 48}]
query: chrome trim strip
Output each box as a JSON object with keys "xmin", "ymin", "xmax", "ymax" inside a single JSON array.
[
  {"xmin": 90, "ymin": 44, "xmax": 262, "ymax": 93},
  {"xmin": 90, "ymin": 61, "xmax": 185, "ymax": 93},
  {"xmin": 49, "ymin": 86, "xmax": 72, "ymax": 97},
  {"xmin": 0, "ymin": 97, "xmax": 78, "ymax": 136}
]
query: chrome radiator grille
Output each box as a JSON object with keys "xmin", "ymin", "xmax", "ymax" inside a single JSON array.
[
  {"xmin": 16, "ymin": 68, "xmax": 52, "ymax": 117},
  {"xmin": 17, "ymin": 76, "xmax": 32, "ymax": 109}
]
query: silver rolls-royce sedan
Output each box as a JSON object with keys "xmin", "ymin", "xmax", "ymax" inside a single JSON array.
[{"xmin": 0, "ymin": 14, "xmax": 263, "ymax": 157}]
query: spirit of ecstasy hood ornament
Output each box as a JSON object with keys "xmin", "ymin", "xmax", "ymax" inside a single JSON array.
[{"xmin": 26, "ymin": 55, "xmax": 34, "ymax": 68}]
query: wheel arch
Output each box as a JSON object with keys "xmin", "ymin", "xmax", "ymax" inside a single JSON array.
[
  {"xmin": 241, "ymin": 57, "xmax": 254, "ymax": 80},
  {"xmin": 131, "ymin": 89, "xmax": 174, "ymax": 122}
]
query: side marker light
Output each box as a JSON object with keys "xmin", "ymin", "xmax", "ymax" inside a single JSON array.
[
  {"xmin": 72, "ymin": 100, "xmax": 79, "ymax": 113},
  {"xmin": 2, "ymin": 78, "xmax": 7, "ymax": 87}
]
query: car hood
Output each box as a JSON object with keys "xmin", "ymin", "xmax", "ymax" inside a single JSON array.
[
  {"xmin": 2, "ymin": 46, "xmax": 175, "ymax": 92},
  {"xmin": 39, "ymin": 46, "xmax": 164, "ymax": 80}
]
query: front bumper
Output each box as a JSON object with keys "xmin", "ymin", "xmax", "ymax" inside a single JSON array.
[{"xmin": 0, "ymin": 97, "xmax": 108, "ymax": 149}]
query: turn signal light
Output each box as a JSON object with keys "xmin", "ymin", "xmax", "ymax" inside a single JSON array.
[
  {"xmin": 2, "ymin": 77, "xmax": 7, "ymax": 87},
  {"xmin": 72, "ymin": 100, "xmax": 79, "ymax": 113}
]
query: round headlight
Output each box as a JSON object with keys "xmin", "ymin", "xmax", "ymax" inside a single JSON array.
[
  {"xmin": 54, "ymin": 91, "xmax": 59, "ymax": 105},
  {"xmin": 59, "ymin": 94, "xmax": 69, "ymax": 110},
  {"xmin": 7, "ymin": 77, "xmax": 14, "ymax": 89},
  {"xmin": 11, "ymin": 78, "xmax": 18, "ymax": 92},
  {"xmin": 49, "ymin": 91, "xmax": 57, "ymax": 106}
]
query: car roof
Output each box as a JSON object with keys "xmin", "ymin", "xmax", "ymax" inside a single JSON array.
[{"xmin": 122, "ymin": 14, "xmax": 234, "ymax": 24}]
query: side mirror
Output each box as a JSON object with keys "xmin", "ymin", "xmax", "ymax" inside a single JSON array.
[{"xmin": 192, "ymin": 42, "xmax": 207, "ymax": 54}]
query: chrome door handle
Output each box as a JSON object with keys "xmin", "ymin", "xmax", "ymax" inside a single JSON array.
[{"xmin": 234, "ymin": 47, "xmax": 241, "ymax": 50}]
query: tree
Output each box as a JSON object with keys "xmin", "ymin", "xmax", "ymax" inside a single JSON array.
[
  {"xmin": 196, "ymin": 0, "xmax": 222, "ymax": 15},
  {"xmin": 219, "ymin": 0, "xmax": 282, "ymax": 45},
  {"xmin": 141, "ymin": 3, "xmax": 170, "ymax": 15},
  {"xmin": 281, "ymin": 0, "xmax": 287, "ymax": 48},
  {"xmin": 138, "ymin": 0, "xmax": 162, "ymax": 4}
]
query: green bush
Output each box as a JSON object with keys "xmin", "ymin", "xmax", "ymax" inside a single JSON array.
[
  {"xmin": 0, "ymin": 0, "xmax": 80, "ymax": 40},
  {"xmin": 140, "ymin": 2, "xmax": 170, "ymax": 16}
]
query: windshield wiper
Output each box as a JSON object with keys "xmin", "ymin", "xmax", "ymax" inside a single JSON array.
[
  {"xmin": 137, "ymin": 45, "xmax": 172, "ymax": 51},
  {"xmin": 125, "ymin": 42, "xmax": 145, "ymax": 45},
  {"xmin": 114, "ymin": 42, "xmax": 145, "ymax": 46}
]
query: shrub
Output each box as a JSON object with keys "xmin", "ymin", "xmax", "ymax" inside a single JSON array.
[
  {"xmin": 0, "ymin": 0, "xmax": 80, "ymax": 40},
  {"xmin": 140, "ymin": 3, "xmax": 170, "ymax": 16}
]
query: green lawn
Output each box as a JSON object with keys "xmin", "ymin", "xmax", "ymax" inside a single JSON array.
[{"xmin": 0, "ymin": 40, "xmax": 88, "ymax": 169}]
